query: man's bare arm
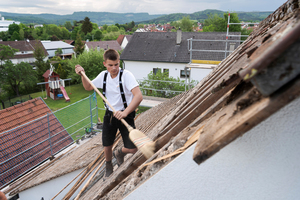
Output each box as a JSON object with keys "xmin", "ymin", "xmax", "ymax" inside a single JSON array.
[{"xmin": 75, "ymin": 65, "xmax": 94, "ymax": 91}]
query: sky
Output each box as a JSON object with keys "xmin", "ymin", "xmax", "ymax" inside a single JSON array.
[{"xmin": 0, "ymin": 0, "xmax": 287, "ymax": 15}]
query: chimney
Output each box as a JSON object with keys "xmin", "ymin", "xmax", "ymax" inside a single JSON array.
[{"xmin": 176, "ymin": 28, "xmax": 182, "ymax": 45}]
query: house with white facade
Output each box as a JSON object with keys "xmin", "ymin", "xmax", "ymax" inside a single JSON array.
[
  {"xmin": 0, "ymin": 40, "xmax": 48, "ymax": 65},
  {"xmin": 0, "ymin": 14, "xmax": 20, "ymax": 32},
  {"xmin": 116, "ymin": 35, "xmax": 133, "ymax": 49},
  {"xmin": 120, "ymin": 30, "xmax": 240, "ymax": 83},
  {"xmin": 41, "ymin": 40, "xmax": 74, "ymax": 59}
]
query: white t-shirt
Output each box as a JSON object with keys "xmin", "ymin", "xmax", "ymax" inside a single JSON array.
[{"xmin": 92, "ymin": 68, "xmax": 139, "ymax": 111}]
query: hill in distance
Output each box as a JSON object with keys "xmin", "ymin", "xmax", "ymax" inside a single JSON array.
[
  {"xmin": 140, "ymin": 9, "xmax": 273, "ymax": 24},
  {"xmin": 0, "ymin": 9, "xmax": 273, "ymax": 26}
]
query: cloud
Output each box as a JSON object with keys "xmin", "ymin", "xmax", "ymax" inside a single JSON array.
[{"xmin": 0, "ymin": 0, "xmax": 287, "ymax": 15}]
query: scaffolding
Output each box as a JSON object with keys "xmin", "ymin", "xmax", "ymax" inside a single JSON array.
[{"xmin": 185, "ymin": 13, "xmax": 259, "ymax": 90}]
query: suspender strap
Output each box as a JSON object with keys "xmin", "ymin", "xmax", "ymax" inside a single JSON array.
[
  {"xmin": 103, "ymin": 71, "xmax": 108, "ymax": 108},
  {"xmin": 102, "ymin": 69, "xmax": 128, "ymax": 109},
  {"xmin": 119, "ymin": 69, "xmax": 128, "ymax": 108}
]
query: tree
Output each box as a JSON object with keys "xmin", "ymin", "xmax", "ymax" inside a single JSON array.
[
  {"xmin": 55, "ymin": 48, "xmax": 63, "ymax": 56},
  {"xmin": 139, "ymin": 70, "xmax": 197, "ymax": 98},
  {"xmin": 46, "ymin": 24, "xmax": 62, "ymax": 39},
  {"xmin": 128, "ymin": 21, "xmax": 135, "ymax": 29},
  {"xmin": 67, "ymin": 48, "xmax": 105, "ymax": 84},
  {"xmin": 94, "ymin": 30, "xmax": 103, "ymax": 40},
  {"xmin": 33, "ymin": 41, "xmax": 48, "ymax": 81},
  {"xmin": 102, "ymin": 24, "xmax": 108, "ymax": 31},
  {"xmin": 223, "ymin": 12, "xmax": 241, "ymax": 32},
  {"xmin": 0, "ymin": 31, "xmax": 9, "ymax": 41},
  {"xmin": 19, "ymin": 29, "xmax": 24, "ymax": 40},
  {"xmin": 11, "ymin": 31, "xmax": 20, "ymax": 41},
  {"xmin": 0, "ymin": 61, "xmax": 37, "ymax": 96},
  {"xmin": 8, "ymin": 23, "xmax": 20, "ymax": 36},
  {"xmin": 31, "ymin": 29, "xmax": 38, "ymax": 39},
  {"xmin": 203, "ymin": 14, "xmax": 225, "ymax": 32},
  {"xmin": 180, "ymin": 16, "xmax": 193, "ymax": 32},
  {"xmin": 203, "ymin": 12, "xmax": 241, "ymax": 32},
  {"xmin": 50, "ymin": 35, "xmax": 60, "ymax": 41},
  {"xmin": 0, "ymin": 44, "xmax": 18, "ymax": 66},
  {"xmin": 85, "ymin": 33, "xmax": 93, "ymax": 41},
  {"xmin": 40, "ymin": 28, "xmax": 49, "ymax": 40},
  {"xmin": 74, "ymin": 33, "xmax": 85, "ymax": 56},
  {"xmin": 64, "ymin": 21, "xmax": 73, "ymax": 30},
  {"xmin": 81, "ymin": 17, "xmax": 93, "ymax": 35}
]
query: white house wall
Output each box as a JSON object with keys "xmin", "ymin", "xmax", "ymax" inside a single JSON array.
[
  {"xmin": 47, "ymin": 48, "xmax": 74, "ymax": 58},
  {"xmin": 125, "ymin": 96, "xmax": 300, "ymax": 200},
  {"xmin": 19, "ymin": 168, "xmax": 90, "ymax": 200},
  {"xmin": 121, "ymin": 38, "xmax": 129, "ymax": 49},
  {"xmin": 10, "ymin": 57, "xmax": 48, "ymax": 65},
  {"xmin": 123, "ymin": 60, "xmax": 212, "ymax": 82}
]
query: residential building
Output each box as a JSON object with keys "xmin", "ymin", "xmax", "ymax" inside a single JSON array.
[
  {"xmin": 41, "ymin": 40, "xmax": 74, "ymax": 59},
  {"xmin": 120, "ymin": 31, "xmax": 240, "ymax": 82},
  {"xmin": 116, "ymin": 35, "xmax": 133, "ymax": 49},
  {"xmin": 0, "ymin": 14, "xmax": 20, "ymax": 32},
  {"xmin": 0, "ymin": 40, "xmax": 48, "ymax": 65},
  {"xmin": 0, "ymin": 98, "xmax": 73, "ymax": 189}
]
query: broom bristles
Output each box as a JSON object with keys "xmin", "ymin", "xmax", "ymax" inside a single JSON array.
[{"xmin": 129, "ymin": 129, "xmax": 155, "ymax": 159}]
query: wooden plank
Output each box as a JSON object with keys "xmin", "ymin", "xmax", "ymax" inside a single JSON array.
[
  {"xmin": 193, "ymin": 76, "xmax": 300, "ymax": 164},
  {"xmin": 155, "ymin": 74, "xmax": 241, "ymax": 151}
]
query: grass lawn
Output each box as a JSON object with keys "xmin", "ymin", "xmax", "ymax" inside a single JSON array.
[{"xmin": 30, "ymin": 83, "xmax": 150, "ymax": 119}]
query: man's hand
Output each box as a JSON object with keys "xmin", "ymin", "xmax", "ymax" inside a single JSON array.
[
  {"xmin": 114, "ymin": 110, "xmax": 128, "ymax": 120},
  {"xmin": 75, "ymin": 65, "xmax": 85, "ymax": 75}
]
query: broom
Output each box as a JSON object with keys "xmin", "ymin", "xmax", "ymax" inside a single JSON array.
[{"xmin": 80, "ymin": 71, "xmax": 155, "ymax": 159}]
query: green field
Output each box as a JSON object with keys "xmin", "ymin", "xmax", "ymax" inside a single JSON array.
[{"xmin": 4, "ymin": 83, "xmax": 150, "ymax": 140}]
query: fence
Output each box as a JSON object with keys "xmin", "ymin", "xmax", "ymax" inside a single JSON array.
[
  {"xmin": 137, "ymin": 79, "xmax": 197, "ymax": 98},
  {"xmin": 0, "ymin": 95, "xmax": 33, "ymax": 110},
  {"xmin": 0, "ymin": 93, "xmax": 99, "ymax": 188}
]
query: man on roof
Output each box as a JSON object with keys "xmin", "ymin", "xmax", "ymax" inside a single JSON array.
[{"xmin": 75, "ymin": 49, "xmax": 143, "ymax": 179}]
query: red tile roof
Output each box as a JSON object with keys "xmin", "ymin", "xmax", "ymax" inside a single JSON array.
[
  {"xmin": 117, "ymin": 35, "xmax": 125, "ymax": 45},
  {"xmin": 0, "ymin": 98, "xmax": 73, "ymax": 187}
]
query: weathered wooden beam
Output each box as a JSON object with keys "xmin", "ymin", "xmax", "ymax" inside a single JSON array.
[{"xmin": 193, "ymin": 76, "xmax": 300, "ymax": 164}]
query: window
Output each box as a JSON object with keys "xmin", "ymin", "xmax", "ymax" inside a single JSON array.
[
  {"xmin": 163, "ymin": 68, "xmax": 169, "ymax": 77},
  {"xmin": 153, "ymin": 68, "xmax": 161, "ymax": 75},
  {"xmin": 180, "ymin": 69, "xmax": 190, "ymax": 78}
]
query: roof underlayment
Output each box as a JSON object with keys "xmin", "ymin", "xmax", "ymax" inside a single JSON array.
[{"xmin": 5, "ymin": 0, "xmax": 300, "ymax": 199}]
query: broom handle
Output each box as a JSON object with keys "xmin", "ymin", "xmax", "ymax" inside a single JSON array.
[{"xmin": 80, "ymin": 71, "xmax": 133, "ymax": 131}]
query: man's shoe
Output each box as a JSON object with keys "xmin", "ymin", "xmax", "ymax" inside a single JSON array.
[
  {"xmin": 113, "ymin": 148, "xmax": 125, "ymax": 167},
  {"xmin": 104, "ymin": 161, "xmax": 113, "ymax": 180}
]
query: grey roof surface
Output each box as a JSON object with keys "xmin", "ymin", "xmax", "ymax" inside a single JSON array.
[
  {"xmin": 0, "ymin": 40, "xmax": 49, "ymax": 58},
  {"xmin": 124, "ymin": 35, "xmax": 133, "ymax": 41},
  {"xmin": 85, "ymin": 41, "xmax": 122, "ymax": 51},
  {"xmin": 120, "ymin": 32, "xmax": 241, "ymax": 63},
  {"xmin": 41, "ymin": 41, "xmax": 74, "ymax": 50}
]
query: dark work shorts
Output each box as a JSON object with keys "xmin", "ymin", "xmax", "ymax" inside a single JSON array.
[{"xmin": 102, "ymin": 109, "xmax": 137, "ymax": 149}]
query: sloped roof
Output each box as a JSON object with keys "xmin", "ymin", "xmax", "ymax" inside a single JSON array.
[
  {"xmin": 0, "ymin": 40, "xmax": 49, "ymax": 59},
  {"xmin": 116, "ymin": 35, "xmax": 125, "ymax": 45},
  {"xmin": 124, "ymin": 35, "xmax": 132, "ymax": 42},
  {"xmin": 120, "ymin": 31, "xmax": 240, "ymax": 63},
  {"xmin": 62, "ymin": 40, "xmax": 75, "ymax": 45},
  {"xmin": 0, "ymin": 98, "xmax": 73, "ymax": 188},
  {"xmin": 82, "ymin": 1, "xmax": 300, "ymax": 199},
  {"xmin": 41, "ymin": 41, "xmax": 74, "ymax": 50},
  {"xmin": 85, "ymin": 41, "xmax": 122, "ymax": 51},
  {"xmin": 42, "ymin": 70, "xmax": 60, "ymax": 78}
]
